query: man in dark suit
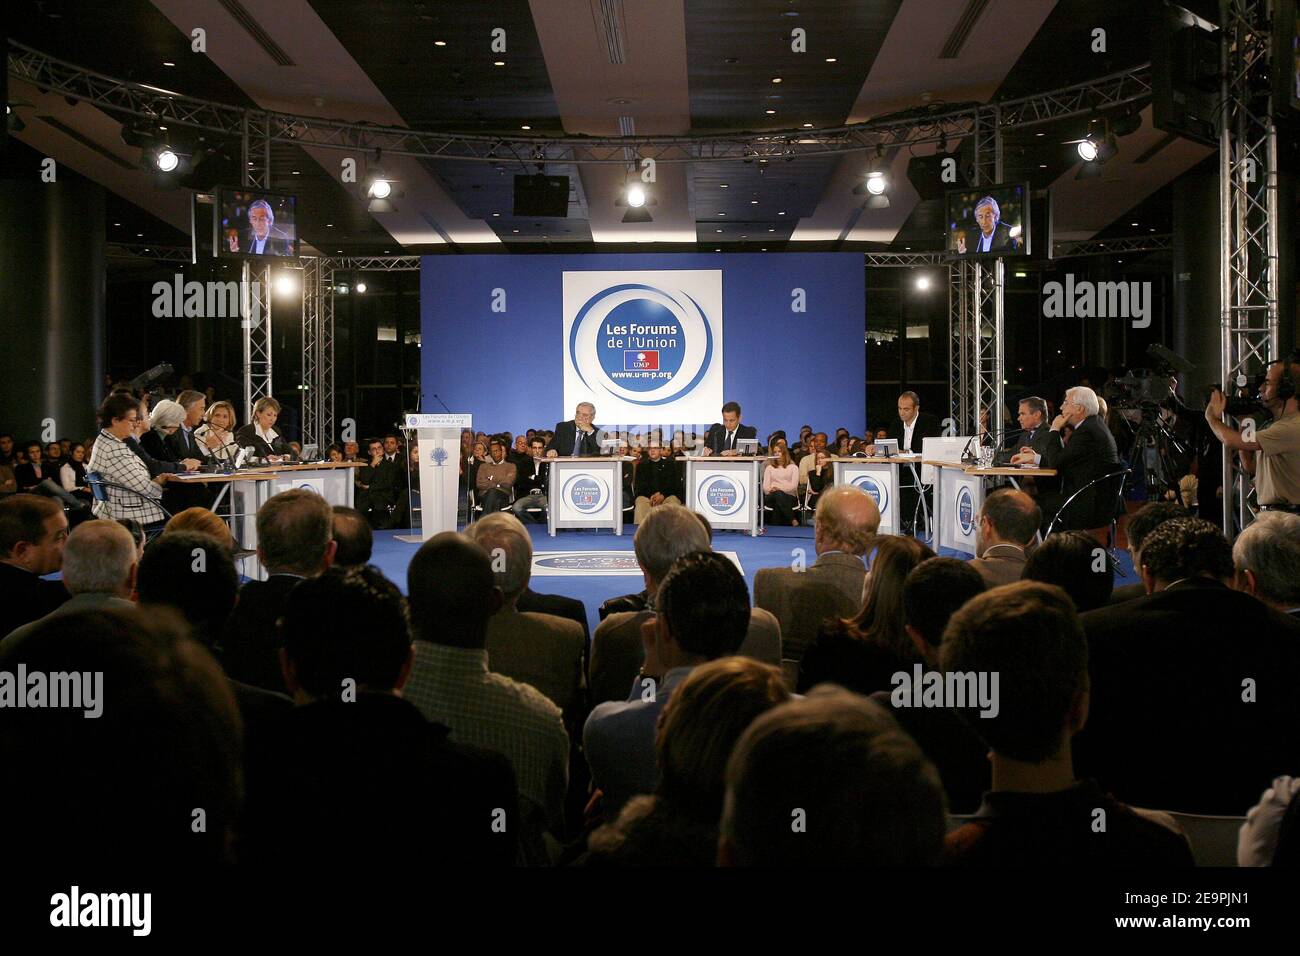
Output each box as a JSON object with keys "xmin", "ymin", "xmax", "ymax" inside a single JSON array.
[
  {"xmin": 1014, "ymin": 386, "xmax": 1123, "ymax": 532},
  {"xmin": 1232, "ymin": 512, "xmax": 1300, "ymax": 616},
  {"xmin": 231, "ymin": 199, "xmax": 293, "ymax": 256},
  {"xmin": 0, "ymin": 495, "xmax": 69, "ymax": 632},
  {"xmin": 516, "ymin": 587, "xmax": 590, "ymax": 646},
  {"xmin": 545, "ymin": 402, "xmax": 607, "ymax": 458},
  {"xmin": 1109, "ymin": 501, "xmax": 1188, "ymax": 605},
  {"xmin": 701, "ymin": 401, "xmax": 758, "ymax": 456},
  {"xmin": 365, "ymin": 434, "xmax": 407, "ymax": 529},
  {"xmin": 220, "ymin": 489, "xmax": 336, "ymax": 693},
  {"xmin": 632, "ymin": 439, "xmax": 684, "ymax": 523},
  {"xmin": 956, "ymin": 195, "xmax": 1020, "ymax": 255},
  {"xmin": 996, "ymin": 396, "xmax": 1056, "ymax": 464},
  {"xmin": 511, "ymin": 435, "xmax": 550, "ymax": 523},
  {"xmin": 869, "ymin": 391, "xmax": 943, "ymax": 532},
  {"xmin": 1076, "ymin": 518, "xmax": 1300, "ymax": 814},
  {"xmin": 164, "ymin": 390, "xmax": 216, "ymax": 509}
]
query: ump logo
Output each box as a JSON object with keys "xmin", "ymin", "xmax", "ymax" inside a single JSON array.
[
  {"xmin": 297, "ymin": 483, "xmax": 320, "ymax": 494},
  {"xmin": 956, "ymin": 486, "xmax": 975, "ymax": 536},
  {"xmin": 563, "ymin": 473, "xmax": 609, "ymax": 514},
  {"xmin": 850, "ymin": 474, "xmax": 889, "ymax": 515},
  {"xmin": 569, "ymin": 280, "xmax": 714, "ymax": 406},
  {"xmin": 702, "ymin": 476, "xmax": 745, "ymax": 517}
]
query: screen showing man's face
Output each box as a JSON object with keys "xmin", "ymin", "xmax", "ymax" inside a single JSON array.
[
  {"xmin": 975, "ymin": 203, "xmax": 996, "ymax": 236},
  {"xmin": 250, "ymin": 205, "xmax": 271, "ymax": 240}
]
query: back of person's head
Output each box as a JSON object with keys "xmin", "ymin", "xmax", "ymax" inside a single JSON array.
[
  {"xmin": 940, "ymin": 581, "xmax": 1088, "ymax": 762},
  {"xmin": 1022, "ymin": 531, "xmax": 1115, "ymax": 611},
  {"xmin": 902, "ymin": 556, "xmax": 986, "ymax": 650},
  {"xmin": 61, "ymin": 520, "xmax": 137, "ymax": 596},
  {"xmin": 116, "ymin": 517, "xmax": 146, "ymax": 553},
  {"xmin": 720, "ymin": 690, "xmax": 945, "ymax": 866},
  {"xmin": 0, "ymin": 493, "xmax": 63, "ymax": 561},
  {"xmin": 657, "ymin": 551, "xmax": 750, "ymax": 659},
  {"xmin": 407, "ymin": 532, "xmax": 500, "ymax": 648},
  {"xmin": 136, "ymin": 531, "xmax": 239, "ymax": 647},
  {"xmin": 256, "ymin": 489, "xmax": 334, "ymax": 575},
  {"xmin": 1138, "ymin": 517, "xmax": 1233, "ymax": 588},
  {"xmin": 281, "ymin": 565, "xmax": 410, "ymax": 699},
  {"xmin": 981, "ymin": 488, "xmax": 1041, "ymax": 546},
  {"xmin": 1233, "ymin": 512, "xmax": 1300, "ymax": 607},
  {"xmin": 149, "ymin": 399, "xmax": 186, "ymax": 431},
  {"xmin": 845, "ymin": 535, "xmax": 935, "ymax": 656},
  {"xmin": 330, "ymin": 505, "xmax": 373, "ymax": 566},
  {"xmin": 656, "ymin": 657, "xmax": 789, "ymax": 825},
  {"xmin": 1126, "ymin": 501, "xmax": 1189, "ymax": 557},
  {"xmin": 465, "ymin": 511, "xmax": 533, "ymax": 603},
  {"xmin": 165, "ymin": 507, "xmax": 236, "ymax": 551},
  {"xmin": 814, "ymin": 485, "xmax": 881, "ymax": 555},
  {"xmin": 0, "ymin": 607, "xmax": 240, "ymax": 864},
  {"xmin": 633, "ymin": 503, "xmax": 710, "ymax": 581}
]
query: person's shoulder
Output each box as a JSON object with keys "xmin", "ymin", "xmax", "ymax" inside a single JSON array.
[
  {"xmin": 596, "ymin": 609, "xmax": 646, "ymax": 633},
  {"xmin": 484, "ymin": 668, "xmax": 565, "ymax": 720},
  {"xmin": 750, "ymin": 606, "xmax": 779, "ymax": 629},
  {"xmin": 519, "ymin": 610, "xmax": 584, "ymax": 641}
]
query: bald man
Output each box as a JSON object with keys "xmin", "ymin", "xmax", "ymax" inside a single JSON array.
[{"xmin": 969, "ymin": 488, "xmax": 1041, "ymax": 588}]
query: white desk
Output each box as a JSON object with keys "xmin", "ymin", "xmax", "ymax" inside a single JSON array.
[
  {"xmin": 926, "ymin": 461, "xmax": 1056, "ymax": 555},
  {"xmin": 547, "ymin": 456, "xmax": 631, "ymax": 536},
  {"xmin": 829, "ymin": 455, "xmax": 927, "ymax": 537},
  {"xmin": 684, "ymin": 455, "xmax": 772, "ymax": 537}
]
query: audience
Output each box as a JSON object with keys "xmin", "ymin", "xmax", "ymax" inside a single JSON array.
[
  {"xmin": 137, "ymin": 530, "xmax": 242, "ymax": 650},
  {"xmin": 1076, "ymin": 517, "xmax": 1300, "ymax": 813},
  {"xmin": 762, "ymin": 442, "xmax": 801, "ymax": 526},
  {"xmin": 330, "ymin": 504, "xmax": 374, "ymax": 566},
  {"xmin": 88, "ymin": 391, "xmax": 171, "ymax": 526},
  {"xmin": 718, "ymin": 689, "xmax": 947, "ymax": 866},
  {"xmin": 583, "ymin": 658, "xmax": 789, "ymax": 866},
  {"xmin": 402, "ymin": 533, "xmax": 569, "ymax": 849},
  {"xmin": 465, "ymin": 513, "xmax": 585, "ymax": 724},
  {"xmin": 797, "ymin": 535, "xmax": 935, "ymax": 695},
  {"xmin": 942, "ymin": 581, "xmax": 1194, "ymax": 866},
  {"xmin": 969, "ymin": 489, "xmax": 1039, "ymax": 587},
  {"xmin": 1231, "ymin": 512, "xmax": 1300, "ymax": 616},
  {"xmin": 1022, "ymin": 531, "xmax": 1115, "ymax": 611},
  {"xmin": 754, "ymin": 485, "xmax": 880, "ymax": 662},
  {"xmin": 241, "ymin": 564, "xmax": 520, "ymax": 867},
  {"xmin": 588, "ymin": 504, "xmax": 781, "ymax": 706},
  {"xmin": 475, "ymin": 437, "xmax": 516, "ymax": 515},
  {"xmin": 632, "ymin": 439, "xmax": 684, "ymax": 524},
  {"xmin": 0, "ymin": 494, "xmax": 69, "ymax": 631},
  {"xmin": 585, "ymin": 551, "xmax": 750, "ymax": 818},
  {"xmin": 164, "ymin": 506, "xmax": 237, "ymax": 551},
  {"xmin": 221, "ymin": 489, "xmax": 336, "ymax": 692},
  {"xmin": 1109, "ymin": 501, "xmax": 1188, "ymax": 604}
]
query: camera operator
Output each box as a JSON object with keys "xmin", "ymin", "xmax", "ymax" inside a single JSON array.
[{"xmin": 1204, "ymin": 352, "xmax": 1300, "ymax": 512}]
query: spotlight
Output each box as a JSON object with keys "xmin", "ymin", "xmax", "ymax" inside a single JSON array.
[
  {"xmin": 355, "ymin": 282, "xmax": 367, "ymax": 293},
  {"xmin": 915, "ymin": 274, "xmax": 931, "ymax": 291},
  {"xmin": 615, "ymin": 181, "xmax": 656, "ymax": 222},
  {"xmin": 1076, "ymin": 139, "xmax": 1098, "ymax": 161},
  {"xmin": 6, "ymin": 104, "xmax": 26, "ymax": 134},
  {"xmin": 274, "ymin": 272, "xmax": 300, "ymax": 296},
  {"xmin": 368, "ymin": 178, "xmax": 392, "ymax": 199},
  {"xmin": 625, "ymin": 184, "xmax": 646, "ymax": 208},
  {"xmin": 865, "ymin": 172, "xmax": 886, "ymax": 195},
  {"xmin": 155, "ymin": 149, "xmax": 179, "ymax": 172}
]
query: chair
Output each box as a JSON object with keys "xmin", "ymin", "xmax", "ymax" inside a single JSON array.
[
  {"xmin": 1045, "ymin": 468, "xmax": 1131, "ymax": 553},
  {"xmin": 1164, "ymin": 812, "xmax": 1246, "ymax": 867},
  {"xmin": 86, "ymin": 471, "xmax": 171, "ymax": 538},
  {"xmin": 466, "ymin": 486, "xmax": 512, "ymax": 524},
  {"xmin": 780, "ymin": 658, "xmax": 800, "ymax": 692}
]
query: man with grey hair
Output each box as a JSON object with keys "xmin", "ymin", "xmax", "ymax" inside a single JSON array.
[
  {"xmin": 754, "ymin": 485, "xmax": 881, "ymax": 663},
  {"xmin": 3, "ymin": 520, "xmax": 137, "ymax": 644},
  {"xmin": 465, "ymin": 512, "xmax": 585, "ymax": 723},
  {"xmin": 957, "ymin": 195, "xmax": 1019, "ymax": 254},
  {"xmin": 589, "ymin": 503, "xmax": 782, "ymax": 704},
  {"xmin": 238, "ymin": 198, "xmax": 292, "ymax": 255},
  {"xmin": 1233, "ymin": 512, "xmax": 1300, "ymax": 616},
  {"xmin": 1013, "ymin": 385, "xmax": 1122, "ymax": 531},
  {"xmin": 545, "ymin": 402, "xmax": 606, "ymax": 458}
]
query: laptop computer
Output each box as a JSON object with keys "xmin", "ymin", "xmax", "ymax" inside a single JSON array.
[{"xmin": 873, "ymin": 438, "xmax": 900, "ymax": 458}]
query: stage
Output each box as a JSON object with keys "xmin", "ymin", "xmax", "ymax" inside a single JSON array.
[{"xmin": 369, "ymin": 524, "xmax": 1142, "ymax": 638}]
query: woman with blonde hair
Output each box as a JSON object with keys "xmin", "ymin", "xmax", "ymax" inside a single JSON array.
[
  {"xmin": 163, "ymin": 507, "xmax": 236, "ymax": 552},
  {"xmin": 195, "ymin": 400, "xmax": 240, "ymax": 463},
  {"xmin": 234, "ymin": 396, "xmax": 293, "ymax": 461}
]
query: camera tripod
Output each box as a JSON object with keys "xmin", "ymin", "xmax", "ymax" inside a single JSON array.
[{"xmin": 1122, "ymin": 406, "xmax": 1190, "ymax": 506}]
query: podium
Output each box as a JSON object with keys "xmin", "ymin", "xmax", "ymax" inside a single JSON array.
[
  {"xmin": 547, "ymin": 456, "xmax": 629, "ymax": 536},
  {"xmin": 829, "ymin": 455, "xmax": 922, "ymax": 536},
  {"xmin": 684, "ymin": 455, "xmax": 769, "ymax": 537},
  {"xmin": 405, "ymin": 413, "xmax": 472, "ymax": 539}
]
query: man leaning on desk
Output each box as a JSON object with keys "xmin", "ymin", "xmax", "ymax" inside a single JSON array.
[
  {"xmin": 545, "ymin": 402, "xmax": 608, "ymax": 458},
  {"xmin": 698, "ymin": 402, "xmax": 758, "ymax": 456}
]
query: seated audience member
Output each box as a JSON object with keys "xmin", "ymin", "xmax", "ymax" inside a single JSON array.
[
  {"xmin": 242, "ymin": 565, "xmax": 519, "ymax": 867},
  {"xmin": 969, "ymin": 489, "xmax": 1039, "ymax": 587},
  {"xmin": 1076, "ymin": 518, "xmax": 1300, "ymax": 814},
  {"xmin": 194, "ymin": 400, "xmax": 241, "ymax": 463},
  {"xmin": 584, "ymin": 658, "xmax": 790, "ymax": 866},
  {"xmin": 164, "ymin": 506, "xmax": 237, "ymax": 552},
  {"xmin": 14, "ymin": 439, "xmax": 88, "ymax": 514},
  {"xmin": 0, "ymin": 494, "xmax": 69, "ymax": 630},
  {"xmin": 3, "ymin": 520, "xmax": 136, "ymax": 644},
  {"xmin": 1232, "ymin": 512, "xmax": 1300, "ymax": 616},
  {"xmin": 511, "ymin": 435, "xmax": 550, "ymax": 523},
  {"xmin": 58, "ymin": 442, "xmax": 93, "ymax": 505},
  {"xmin": 116, "ymin": 517, "xmax": 146, "ymax": 561},
  {"xmin": 1021, "ymin": 531, "xmax": 1115, "ymax": 611},
  {"xmin": 516, "ymin": 586, "xmax": 590, "ymax": 646},
  {"xmin": 221, "ymin": 489, "xmax": 336, "ymax": 692},
  {"xmin": 942, "ymin": 581, "xmax": 1194, "ymax": 867},
  {"xmin": 0, "ymin": 460, "xmax": 15, "ymax": 497},
  {"xmin": 585, "ymin": 552, "xmax": 750, "ymax": 817},
  {"xmin": 1109, "ymin": 501, "xmax": 1188, "ymax": 604},
  {"xmin": 798, "ymin": 536, "xmax": 936, "ymax": 696},
  {"xmin": 403, "ymin": 533, "xmax": 569, "ymax": 842},
  {"xmin": 466, "ymin": 513, "xmax": 585, "ymax": 723},
  {"xmin": 718, "ymin": 689, "xmax": 946, "ymax": 866},
  {"xmin": 806, "ymin": 449, "xmax": 834, "ymax": 508},
  {"xmin": 88, "ymin": 392, "xmax": 171, "ymax": 527},
  {"xmin": 762, "ymin": 442, "xmax": 801, "ymax": 526},
  {"xmin": 330, "ymin": 504, "xmax": 374, "ymax": 567},
  {"xmin": 475, "ymin": 437, "xmax": 516, "ymax": 515},
  {"xmin": 1238, "ymin": 775, "xmax": 1300, "ymax": 866},
  {"xmin": 140, "ymin": 398, "xmax": 186, "ymax": 463},
  {"xmin": 234, "ymin": 396, "xmax": 294, "ymax": 461},
  {"xmin": 137, "ymin": 530, "xmax": 241, "ymax": 650},
  {"xmin": 755, "ymin": 485, "xmax": 880, "ymax": 662},
  {"xmin": 0, "ymin": 433, "xmax": 14, "ymax": 467},
  {"xmin": 632, "ymin": 439, "xmax": 684, "ymax": 524},
  {"xmin": 326, "ymin": 443, "xmax": 345, "ymax": 463},
  {"xmin": 797, "ymin": 431, "xmax": 828, "ymax": 485},
  {"xmin": 589, "ymin": 505, "xmax": 781, "ymax": 706},
  {"xmin": 0, "ymin": 607, "xmax": 240, "ymax": 865},
  {"xmin": 867, "ymin": 556, "xmax": 990, "ymax": 813}
]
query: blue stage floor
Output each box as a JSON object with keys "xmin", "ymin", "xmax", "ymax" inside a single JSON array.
[{"xmin": 370, "ymin": 524, "xmax": 1141, "ymax": 638}]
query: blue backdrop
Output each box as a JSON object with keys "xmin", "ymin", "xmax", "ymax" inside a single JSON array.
[{"xmin": 419, "ymin": 252, "xmax": 865, "ymax": 438}]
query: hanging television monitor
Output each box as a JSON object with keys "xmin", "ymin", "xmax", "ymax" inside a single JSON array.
[
  {"xmin": 216, "ymin": 187, "xmax": 299, "ymax": 259},
  {"xmin": 945, "ymin": 182, "xmax": 1031, "ymax": 258}
]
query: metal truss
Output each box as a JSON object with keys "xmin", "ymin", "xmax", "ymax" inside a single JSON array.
[
  {"xmin": 1218, "ymin": 0, "xmax": 1279, "ymax": 539},
  {"xmin": 864, "ymin": 252, "xmax": 947, "ymax": 267},
  {"xmin": 950, "ymin": 261, "xmax": 975, "ymax": 432},
  {"xmin": 301, "ymin": 257, "xmax": 323, "ymax": 448},
  {"xmin": 7, "ymin": 41, "xmax": 1150, "ymax": 165},
  {"xmin": 326, "ymin": 256, "xmax": 421, "ymax": 271},
  {"xmin": 1051, "ymin": 234, "xmax": 1173, "ymax": 257},
  {"xmin": 106, "ymin": 242, "xmax": 191, "ymax": 263},
  {"xmin": 241, "ymin": 118, "xmax": 273, "ymax": 419}
]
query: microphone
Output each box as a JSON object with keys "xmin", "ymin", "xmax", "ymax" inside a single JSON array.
[{"xmin": 431, "ymin": 393, "xmax": 453, "ymax": 414}]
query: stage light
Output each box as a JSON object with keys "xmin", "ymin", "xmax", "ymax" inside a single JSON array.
[
  {"xmin": 368, "ymin": 178, "xmax": 392, "ymax": 199},
  {"xmin": 274, "ymin": 272, "xmax": 300, "ymax": 296},
  {"xmin": 625, "ymin": 184, "xmax": 646, "ymax": 208},
  {"xmin": 1076, "ymin": 139, "xmax": 1098, "ymax": 161},
  {"xmin": 355, "ymin": 282, "xmax": 367, "ymax": 293},
  {"xmin": 865, "ymin": 172, "xmax": 886, "ymax": 195},
  {"xmin": 915, "ymin": 274, "xmax": 931, "ymax": 291},
  {"xmin": 155, "ymin": 149, "xmax": 179, "ymax": 172}
]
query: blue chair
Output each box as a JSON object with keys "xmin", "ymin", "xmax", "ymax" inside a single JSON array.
[{"xmin": 86, "ymin": 471, "xmax": 171, "ymax": 538}]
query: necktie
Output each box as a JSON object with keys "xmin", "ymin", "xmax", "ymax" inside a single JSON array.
[{"xmin": 727, "ymin": 431, "xmax": 734, "ymax": 451}]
